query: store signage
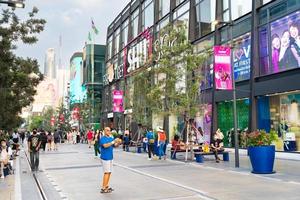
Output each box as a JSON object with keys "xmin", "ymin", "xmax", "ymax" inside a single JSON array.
[
  {"xmin": 125, "ymin": 29, "xmax": 152, "ymax": 74},
  {"xmin": 107, "ymin": 113, "xmax": 114, "ymax": 118},
  {"xmin": 113, "ymin": 90, "xmax": 124, "ymax": 113},
  {"xmin": 233, "ymin": 34, "xmax": 251, "ymax": 81},
  {"xmin": 214, "ymin": 46, "xmax": 232, "ymax": 90},
  {"xmin": 114, "ymin": 64, "xmax": 124, "ymax": 80},
  {"xmin": 154, "ymin": 33, "xmax": 177, "ymax": 62}
]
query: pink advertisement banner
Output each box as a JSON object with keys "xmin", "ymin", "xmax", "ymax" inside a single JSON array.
[
  {"xmin": 113, "ymin": 90, "xmax": 124, "ymax": 113},
  {"xmin": 214, "ymin": 46, "xmax": 232, "ymax": 90}
]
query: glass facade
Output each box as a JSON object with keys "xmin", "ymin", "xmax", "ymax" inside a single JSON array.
[
  {"xmin": 104, "ymin": 0, "xmax": 300, "ymax": 153},
  {"xmin": 107, "ymin": 36, "xmax": 113, "ymax": 60},
  {"xmin": 158, "ymin": 0, "xmax": 170, "ymax": 19},
  {"xmin": 258, "ymin": 92, "xmax": 300, "ymax": 152},
  {"xmin": 173, "ymin": 1, "xmax": 190, "ymax": 37},
  {"xmin": 121, "ymin": 19, "xmax": 129, "ymax": 48},
  {"xmin": 131, "ymin": 9, "xmax": 139, "ymax": 38},
  {"xmin": 114, "ymin": 28, "xmax": 120, "ymax": 55},
  {"xmin": 142, "ymin": 0, "xmax": 154, "ymax": 30},
  {"xmin": 230, "ymin": 0, "xmax": 252, "ymax": 20},
  {"xmin": 195, "ymin": 0, "xmax": 216, "ymax": 38}
]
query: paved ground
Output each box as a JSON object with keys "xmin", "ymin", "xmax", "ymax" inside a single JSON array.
[{"xmin": 1, "ymin": 143, "xmax": 300, "ymax": 200}]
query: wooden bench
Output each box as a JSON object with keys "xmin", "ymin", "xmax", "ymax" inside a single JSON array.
[{"xmin": 194, "ymin": 151, "xmax": 229, "ymax": 163}]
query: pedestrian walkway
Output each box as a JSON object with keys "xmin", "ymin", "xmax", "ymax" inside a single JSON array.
[
  {"xmin": 0, "ymin": 169, "xmax": 15, "ymax": 200},
  {"xmin": 2, "ymin": 142, "xmax": 300, "ymax": 200}
]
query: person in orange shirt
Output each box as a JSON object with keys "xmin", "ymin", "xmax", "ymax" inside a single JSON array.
[{"xmin": 157, "ymin": 127, "xmax": 167, "ymax": 160}]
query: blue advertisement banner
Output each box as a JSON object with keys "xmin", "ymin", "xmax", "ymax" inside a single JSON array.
[{"xmin": 233, "ymin": 34, "xmax": 251, "ymax": 81}]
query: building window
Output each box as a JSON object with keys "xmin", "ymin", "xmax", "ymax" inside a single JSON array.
[
  {"xmin": 121, "ymin": 19, "xmax": 129, "ymax": 48},
  {"xmin": 107, "ymin": 36, "xmax": 113, "ymax": 60},
  {"xmin": 222, "ymin": 0, "xmax": 230, "ymax": 21},
  {"xmin": 259, "ymin": 27, "xmax": 269, "ymax": 75},
  {"xmin": 114, "ymin": 28, "xmax": 120, "ymax": 55},
  {"xmin": 176, "ymin": 0, "xmax": 185, "ymax": 7},
  {"xmin": 262, "ymin": 0, "xmax": 272, "ymax": 5},
  {"xmin": 155, "ymin": 15, "xmax": 170, "ymax": 38},
  {"xmin": 195, "ymin": 0, "xmax": 216, "ymax": 38},
  {"xmin": 131, "ymin": 9, "xmax": 139, "ymax": 39},
  {"xmin": 158, "ymin": 0, "xmax": 170, "ymax": 19},
  {"xmin": 173, "ymin": 1, "xmax": 190, "ymax": 38},
  {"xmin": 141, "ymin": 0, "xmax": 154, "ymax": 31},
  {"xmin": 230, "ymin": 0, "xmax": 252, "ymax": 20}
]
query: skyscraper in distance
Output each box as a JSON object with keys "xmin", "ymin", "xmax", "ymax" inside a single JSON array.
[{"xmin": 44, "ymin": 48, "xmax": 56, "ymax": 79}]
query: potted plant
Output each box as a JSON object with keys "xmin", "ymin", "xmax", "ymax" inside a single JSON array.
[{"xmin": 247, "ymin": 130, "xmax": 278, "ymax": 174}]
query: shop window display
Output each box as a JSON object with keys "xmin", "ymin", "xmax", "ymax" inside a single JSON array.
[
  {"xmin": 265, "ymin": 93, "xmax": 300, "ymax": 152},
  {"xmin": 217, "ymin": 99, "xmax": 249, "ymax": 148}
]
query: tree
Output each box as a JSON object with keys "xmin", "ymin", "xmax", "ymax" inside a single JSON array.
[
  {"xmin": 56, "ymin": 102, "xmax": 71, "ymax": 132},
  {"xmin": 29, "ymin": 115, "xmax": 43, "ymax": 130},
  {"xmin": 0, "ymin": 7, "xmax": 46, "ymax": 130},
  {"xmin": 41, "ymin": 107, "xmax": 55, "ymax": 132},
  {"xmin": 133, "ymin": 23, "xmax": 207, "ymax": 136}
]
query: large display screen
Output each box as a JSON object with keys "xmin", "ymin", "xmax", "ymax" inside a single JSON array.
[
  {"xmin": 270, "ymin": 11, "xmax": 300, "ymax": 73},
  {"xmin": 70, "ymin": 56, "xmax": 87, "ymax": 103}
]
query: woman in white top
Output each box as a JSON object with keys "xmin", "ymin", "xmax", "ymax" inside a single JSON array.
[{"xmin": 0, "ymin": 140, "xmax": 12, "ymax": 178}]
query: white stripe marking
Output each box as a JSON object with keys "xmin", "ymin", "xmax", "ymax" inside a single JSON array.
[{"xmin": 14, "ymin": 157, "xmax": 22, "ymax": 200}]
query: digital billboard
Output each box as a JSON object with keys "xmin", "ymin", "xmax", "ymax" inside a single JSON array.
[{"xmin": 70, "ymin": 55, "xmax": 86, "ymax": 103}]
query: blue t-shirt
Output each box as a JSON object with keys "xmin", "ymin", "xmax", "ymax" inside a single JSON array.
[
  {"xmin": 146, "ymin": 131, "xmax": 155, "ymax": 143},
  {"xmin": 100, "ymin": 136, "xmax": 114, "ymax": 160}
]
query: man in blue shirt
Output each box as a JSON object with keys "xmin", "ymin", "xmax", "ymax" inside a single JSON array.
[
  {"xmin": 146, "ymin": 128, "xmax": 155, "ymax": 160},
  {"xmin": 99, "ymin": 127, "xmax": 121, "ymax": 193}
]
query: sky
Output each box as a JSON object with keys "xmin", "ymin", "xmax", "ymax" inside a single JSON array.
[{"xmin": 14, "ymin": 0, "xmax": 130, "ymax": 72}]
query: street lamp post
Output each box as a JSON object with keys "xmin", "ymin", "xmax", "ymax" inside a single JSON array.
[
  {"xmin": 0, "ymin": 0, "xmax": 25, "ymax": 8},
  {"xmin": 213, "ymin": 18, "xmax": 240, "ymax": 168}
]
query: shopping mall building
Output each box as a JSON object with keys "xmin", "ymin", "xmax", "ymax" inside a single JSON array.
[{"xmin": 102, "ymin": 0, "xmax": 300, "ymax": 153}]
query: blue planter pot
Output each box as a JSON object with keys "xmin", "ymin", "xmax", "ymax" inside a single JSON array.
[{"xmin": 248, "ymin": 145, "xmax": 275, "ymax": 174}]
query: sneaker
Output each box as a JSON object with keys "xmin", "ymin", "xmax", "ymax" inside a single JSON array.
[
  {"xmin": 216, "ymin": 160, "xmax": 220, "ymax": 163},
  {"xmin": 1, "ymin": 175, "xmax": 4, "ymax": 179},
  {"xmin": 148, "ymin": 158, "xmax": 152, "ymax": 160}
]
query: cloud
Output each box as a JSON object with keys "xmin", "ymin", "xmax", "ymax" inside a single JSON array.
[
  {"xmin": 62, "ymin": 8, "xmax": 83, "ymax": 25},
  {"xmin": 73, "ymin": 0, "xmax": 105, "ymax": 10}
]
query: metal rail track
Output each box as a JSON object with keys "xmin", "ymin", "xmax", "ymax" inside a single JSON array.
[{"xmin": 23, "ymin": 151, "xmax": 48, "ymax": 200}]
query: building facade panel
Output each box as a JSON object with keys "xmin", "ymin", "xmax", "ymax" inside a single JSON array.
[{"xmin": 103, "ymin": 0, "xmax": 300, "ymax": 153}]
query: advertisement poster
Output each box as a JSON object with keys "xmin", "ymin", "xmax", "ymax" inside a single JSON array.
[
  {"xmin": 270, "ymin": 11, "xmax": 300, "ymax": 73},
  {"xmin": 214, "ymin": 46, "xmax": 232, "ymax": 90},
  {"xmin": 113, "ymin": 90, "xmax": 124, "ymax": 113},
  {"xmin": 203, "ymin": 104, "xmax": 212, "ymax": 144},
  {"xmin": 233, "ymin": 34, "xmax": 251, "ymax": 81}
]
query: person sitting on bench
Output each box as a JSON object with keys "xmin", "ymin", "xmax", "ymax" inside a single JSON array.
[
  {"xmin": 171, "ymin": 135, "xmax": 186, "ymax": 150},
  {"xmin": 211, "ymin": 129, "xmax": 224, "ymax": 163}
]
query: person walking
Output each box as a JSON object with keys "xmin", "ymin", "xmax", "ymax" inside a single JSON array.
[
  {"xmin": 93, "ymin": 130, "xmax": 101, "ymax": 158},
  {"xmin": 47, "ymin": 132, "xmax": 53, "ymax": 151},
  {"xmin": 99, "ymin": 127, "xmax": 122, "ymax": 193},
  {"xmin": 157, "ymin": 127, "xmax": 167, "ymax": 160},
  {"xmin": 28, "ymin": 130, "xmax": 41, "ymax": 171},
  {"xmin": 40, "ymin": 130, "xmax": 47, "ymax": 152},
  {"xmin": 146, "ymin": 128, "xmax": 155, "ymax": 160},
  {"xmin": 72, "ymin": 130, "xmax": 77, "ymax": 144},
  {"xmin": 87, "ymin": 129, "xmax": 93, "ymax": 148},
  {"xmin": 53, "ymin": 129, "xmax": 60, "ymax": 151}
]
